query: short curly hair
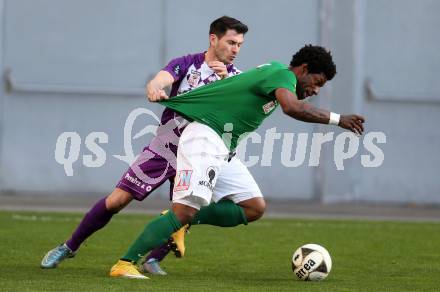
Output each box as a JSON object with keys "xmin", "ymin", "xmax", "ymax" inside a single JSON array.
[{"xmin": 290, "ymin": 44, "xmax": 336, "ymax": 80}]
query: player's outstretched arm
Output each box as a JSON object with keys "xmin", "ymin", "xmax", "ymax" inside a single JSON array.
[
  {"xmin": 146, "ymin": 70, "xmax": 174, "ymax": 102},
  {"xmin": 275, "ymin": 88, "xmax": 365, "ymax": 135}
]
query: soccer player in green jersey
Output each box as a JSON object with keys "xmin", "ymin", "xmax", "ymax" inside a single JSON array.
[{"xmin": 110, "ymin": 44, "xmax": 365, "ymax": 278}]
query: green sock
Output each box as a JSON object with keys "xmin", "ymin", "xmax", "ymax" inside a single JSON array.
[
  {"xmin": 121, "ymin": 210, "xmax": 182, "ymax": 263},
  {"xmin": 191, "ymin": 200, "xmax": 248, "ymax": 227}
]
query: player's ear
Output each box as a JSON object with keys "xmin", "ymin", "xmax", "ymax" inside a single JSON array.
[
  {"xmin": 209, "ymin": 34, "xmax": 218, "ymax": 47},
  {"xmin": 301, "ymin": 63, "xmax": 309, "ymax": 75}
]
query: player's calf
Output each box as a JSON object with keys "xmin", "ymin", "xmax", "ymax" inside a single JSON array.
[{"xmin": 105, "ymin": 188, "xmax": 134, "ymax": 212}]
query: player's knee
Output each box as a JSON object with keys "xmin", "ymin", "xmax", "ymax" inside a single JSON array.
[
  {"xmin": 241, "ymin": 197, "xmax": 266, "ymax": 222},
  {"xmin": 250, "ymin": 199, "xmax": 266, "ymax": 222},
  {"xmin": 105, "ymin": 188, "xmax": 133, "ymax": 213},
  {"xmin": 257, "ymin": 198, "xmax": 267, "ymax": 215},
  {"xmin": 172, "ymin": 203, "xmax": 198, "ymax": 225}
]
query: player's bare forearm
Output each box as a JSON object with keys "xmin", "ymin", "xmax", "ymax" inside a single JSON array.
[
  {"xmin": 287, "ymin": 102, "xmax": 330, "ymax": 124},
  {"xmin": 275, "ymin": 88, "xmax": 329, "ymax": 124},
  {"xmin": 146, "ymin": 70, "xmax": 174, "ymax": 101},
  {"xmin": 275, "ymin": 88, "xmax": 365, "ymax": 135}
]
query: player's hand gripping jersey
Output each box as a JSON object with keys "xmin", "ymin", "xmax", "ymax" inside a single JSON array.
[{"xmin": 160, "ymin": 61, "xmax": 297, "ymax": 151}]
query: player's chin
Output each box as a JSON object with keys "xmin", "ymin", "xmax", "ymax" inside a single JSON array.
[
  {"xmin": 295, "ymin": 86, "xmax": 306, "ymax": 100},
  {"xmin": 297, "ymin": 92, "xmax": 306, "ymax": 100}
]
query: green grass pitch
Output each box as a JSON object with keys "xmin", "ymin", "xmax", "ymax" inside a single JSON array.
[{"xmin": 1, "ymin": 211, "xmax": 440, "ymax": 291}]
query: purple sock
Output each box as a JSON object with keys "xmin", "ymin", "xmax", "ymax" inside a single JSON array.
[
  {"xmin": 146, "ymin": 240, "xmax": 172, "ymax": 262},
  {"xmin": 65, "ymin": 197, "xmax": 114, "ymax": 251}
]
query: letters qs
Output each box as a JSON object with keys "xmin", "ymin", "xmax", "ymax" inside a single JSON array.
[{"xmin": 54, "ymin": 108, "xmax": 160, "ymax": 176}]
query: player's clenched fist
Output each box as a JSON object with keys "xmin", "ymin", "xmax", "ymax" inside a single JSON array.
[
  {"xmin": 338, "ymin": 114, "xmax": 365, "ymax": 135},
  {"xmin": 208, "ymin": 61, "xmax": 228, "ymax": 79},
  {"xmin": 146, "ymin": 85, "xmax": 169, "ymax": 102}
]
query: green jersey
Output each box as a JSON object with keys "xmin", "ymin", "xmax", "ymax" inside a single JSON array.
[{"xmin": 160, "ymin": 61, "xmax": 297, "ymax": 151}]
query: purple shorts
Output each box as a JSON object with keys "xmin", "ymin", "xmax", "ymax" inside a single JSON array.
[
  {"xmin": 116, "ymin": 106, "xmax": 186, "ymax": 200},
  {"xmin": 116, "ymin": 146, "xmax": 177, "ymax": 201}
]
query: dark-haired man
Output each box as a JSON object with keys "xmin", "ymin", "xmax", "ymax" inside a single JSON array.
[
  {"xmin": 109, "ymin": 44, "xmax": 365, "ymax": 279},
  {"xmin": 41, "ymin": 16, "xmax": 254, "ymax": 276}
]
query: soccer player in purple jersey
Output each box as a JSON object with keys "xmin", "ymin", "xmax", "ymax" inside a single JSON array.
[{"xmin": 41, "ymin": 16, "xmax": 264, "ymax": 276}]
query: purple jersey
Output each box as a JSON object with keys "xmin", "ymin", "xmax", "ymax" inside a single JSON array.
[
  {"xmin": 117, "ymin": 52, "xmax": 240, "ymax": 200},
  {"xmin": 165, "ymin": 52, "xmax": 240, "ymax": 97},
  {"xmin": 149, "ymin": 53, "xmax": 240, "ymax": 163}
]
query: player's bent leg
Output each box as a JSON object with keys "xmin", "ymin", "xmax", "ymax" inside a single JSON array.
[
  {"xmin": 144, "ymin": 210, "xmax": 174, "ymax": 267},
  {"xmin": 111, "ymin": 211, "xmax": 182, "ymax": 278},
  {"xmin": 237, "ymin": 197, "xmax": 266, "ymax": 222},
  {"xmin": 64, "ymin": 188, "xmax": 133, "ymax": 251},
  {"xmin": 114, "ymin": 204, "xmax": 192, "ymax": 267},
  {"xmin": 139, "ymin": 197, "xmax": 261, "ymax": 274},
  {"xmin": 146, "ymin": 209, "xmax": 189, "ymax": 259},
  {"xmin": 41, "ymin": 189, "xmax": 133, "ymax": 269},
  {"xmin": 142, "ymin": 210, "xmax": 190, "ymax": 274},
  {"xmin": 146, "ymin": 198, "xmax": 247, "ymax": 267},
  {"xmin": 163, "ymin": 196, "xmax": 264, "ymax": 261},
  {"xmin": 209, "ymin": 155, "xmax": 264, "ymax": 224},
  {"xmin": 190, "ymin": 199, "xmax": 248, "ymax": 227},
  {"xmin": 111, "ymin": 201, "xmax": 200, "ymax": 279}
]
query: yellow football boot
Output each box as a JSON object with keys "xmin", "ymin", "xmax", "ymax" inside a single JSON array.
[{"xmin": 110, "ymin": 260, "xmax": 149, "ymax": 279}]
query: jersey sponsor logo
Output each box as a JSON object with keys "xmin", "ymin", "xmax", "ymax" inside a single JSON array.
[
  {"xmin": 124, "ymin": 172, "xmax": 143, "ymax": 187},
  {"xmin": 198, "ymin": 166, "xmax": 217, "ymax": 191},
  {"xmin": 173, "ymin": 65, "xmax": 181, "ymax": 75},
  {"xmin": 198, "ymin": 180, "xmax": 214, "ymax": 191},
  {"xmin": 206, "ymin": 166, "xmax": 216, "ymax": 184},
  {"xmin": 262, "ymin": 100, "xmax": 278, "ymax": 114},
  {"xmin": 124, "ymin": 173, "xmax": 152, "ymax": 192},
  {"xmin": 174, "ymin": 169, "xmax": 193, "ymax": 191},
  {"xmin": 187, "ymin": 70, "xmax": 201, "ymax": 87},
  {"xmin": 206, "ymin": 74, "xmax": 218, "ymax": 83}
]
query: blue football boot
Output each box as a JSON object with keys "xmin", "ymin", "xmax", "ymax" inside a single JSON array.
[{"xmin": 41, "ymin": 243, "xmax": 75, "ymax": 268}]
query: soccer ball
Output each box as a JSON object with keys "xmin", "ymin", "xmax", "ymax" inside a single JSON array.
[{"xmin": 291, "ymin": 243, "xmax": 332, "ymax": 281}]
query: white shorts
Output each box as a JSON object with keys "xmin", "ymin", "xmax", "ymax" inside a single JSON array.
[{"xmin": 172, "ymin": 122, "xmax": 263, "ymax": 210}]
